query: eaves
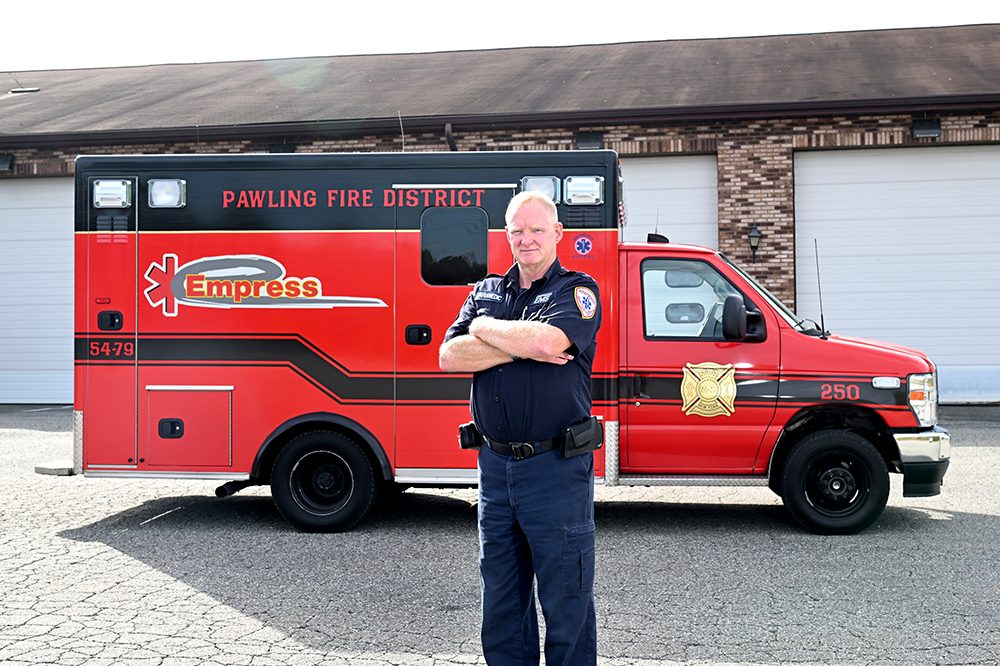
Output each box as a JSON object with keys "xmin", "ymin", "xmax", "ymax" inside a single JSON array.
[{"xmin": 2, "ymin": 93, "xmax": 998, "ymax": 150}]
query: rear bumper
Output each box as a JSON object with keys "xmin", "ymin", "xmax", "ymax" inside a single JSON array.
[{"xmin": 895, "ymin": 426, "xmax": 951, "ymax": 497}]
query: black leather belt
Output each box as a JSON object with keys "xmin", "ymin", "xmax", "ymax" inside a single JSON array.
[{"xmin": 486, "ymin": 437, "xmax": 559, "ymax": 461}]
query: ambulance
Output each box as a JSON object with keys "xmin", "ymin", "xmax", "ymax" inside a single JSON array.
[{"xmin": 74, "ymin": 150, "xmax": 950, "ymax": 535}]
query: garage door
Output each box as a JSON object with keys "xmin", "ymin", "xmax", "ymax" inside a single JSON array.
[
  {"xmin": 794, "ymin": 146, "xmax": 1000, "ymax": 403},
  {"xmin": 0, "ymin": 178, "xmax": 75, "ymax": 403},
  {"xmin": 619, "ymin": 156, "xmax": 718, "ymax": 248}
]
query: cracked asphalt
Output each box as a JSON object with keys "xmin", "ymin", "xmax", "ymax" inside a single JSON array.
[{"xmin": 2, "ymin": 404, "xmax": 998, "ymax": 665}]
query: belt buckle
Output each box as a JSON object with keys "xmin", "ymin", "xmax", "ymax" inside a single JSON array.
[{"xmin": 510, "ymin": 442, "xmax": 535, "ymax": 460}]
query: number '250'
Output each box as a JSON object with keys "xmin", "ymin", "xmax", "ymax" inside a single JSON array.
[{"xmin": 821, "ymin": 383, "xmax": 860, "ymax": 400}]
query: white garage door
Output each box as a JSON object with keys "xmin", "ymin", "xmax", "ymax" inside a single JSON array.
[
  {"xmin": 0, "ymin": 178, "xmax": 75, "ymax": 403},
  {"xmin": 619, "ymin": 156, "xmax": 718, "ymax": 248},
  {"xmin": 794, "ymin": 146, "xmax": 1000, "ymax": 403}
]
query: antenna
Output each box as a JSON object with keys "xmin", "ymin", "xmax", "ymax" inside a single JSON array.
[{"xmin": 814, "ymin": 238, "xmax": 828, "ymax": 340}]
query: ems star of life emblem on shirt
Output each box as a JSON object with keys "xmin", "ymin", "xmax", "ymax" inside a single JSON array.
[{"xmin": 681, "ymin": 362, "xmax": 737, "ymax": 417}]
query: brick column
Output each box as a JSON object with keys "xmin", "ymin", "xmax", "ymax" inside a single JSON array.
[{"xmin": 717, "ymin": 133, "xmax": 796, "ymax": 309}]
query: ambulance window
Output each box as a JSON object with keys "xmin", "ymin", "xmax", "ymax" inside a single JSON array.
[
  {"xmin": 641, "ymin": 258, "xmax": 742, "ymax": 339},
  {"xmin": 420, "ymin": 207, "xmax": 488, "ymax": 286}
]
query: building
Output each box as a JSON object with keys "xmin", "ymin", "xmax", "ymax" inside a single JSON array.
[{"xmin": 2, "ymin": 24, "xmax": 998, "ymax": 403}]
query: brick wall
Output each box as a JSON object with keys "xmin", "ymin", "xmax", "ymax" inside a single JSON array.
[{"xmin": 4, "ymin": 110, "xmax": 999, "ymax": 307}]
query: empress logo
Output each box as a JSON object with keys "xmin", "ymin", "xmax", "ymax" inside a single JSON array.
[{"xmin": 144, "ymin": 253, "xmax": 387, "ymax": 317}]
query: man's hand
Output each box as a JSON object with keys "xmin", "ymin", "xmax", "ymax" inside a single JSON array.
[{"xmin": 533, "ymin": 351, "xmax": 574, "ymax": 365}]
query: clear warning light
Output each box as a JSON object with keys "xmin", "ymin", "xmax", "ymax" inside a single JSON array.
[
  {"xmin": 520, "ymin": 176, "xmax": 561, "ymax": 204},
  {"xmin": 564, "ymin": 176, "xmax": 604, "ymax": 205},
  {"xmin": 93, "ymin": 180, "xmax": 132, "ymax": 208},
  {"xmin": 148, "ymin": 179, "xmax": 187, "ymax": 208}
]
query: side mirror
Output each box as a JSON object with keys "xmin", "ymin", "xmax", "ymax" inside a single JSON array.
[{"xmin": 722, "ymin": 294, "xmax": 747, "ymax": 340}]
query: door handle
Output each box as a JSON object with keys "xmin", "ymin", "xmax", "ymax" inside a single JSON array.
[
  {"xmin": 405, "ymin": 324, "xmax": 432, "ymax": 345},
  {"xmin": 632, "ymin": 374, "xmax": 650, "ymax": 399},
  {"xmin": 98, "ymin": 311, "xmax": 123, "ymax": 331}
]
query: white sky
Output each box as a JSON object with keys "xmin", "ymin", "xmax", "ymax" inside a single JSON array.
[{"xmin": 4, "ymin": 0, "xmax": 998, "ymax": 73}]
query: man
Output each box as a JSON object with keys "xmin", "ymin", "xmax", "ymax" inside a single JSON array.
[{"xmin": 439, "ymin": 191, "xmax": 601, "ymax": 666}]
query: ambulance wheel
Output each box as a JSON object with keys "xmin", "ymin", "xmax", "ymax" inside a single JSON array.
[
  {"xmin": 271, "ymin": 430, "xmax": 378, "ymax": 533},
  {"xmin": 779, "ymin": 430, "xmax": 889, "ymax": 535}
]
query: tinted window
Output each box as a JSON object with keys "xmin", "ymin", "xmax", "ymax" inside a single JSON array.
[{"xmin": 420, "ymin": 207, "xmax": 488, "ymax": 286}]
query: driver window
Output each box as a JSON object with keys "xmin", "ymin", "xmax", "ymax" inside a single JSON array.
[{"xmin": 641, "ymin": 258, "xmax": 741, "ymax": 339}]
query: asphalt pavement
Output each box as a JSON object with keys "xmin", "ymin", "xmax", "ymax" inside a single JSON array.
[{"xmin": 1, "ymin": 405, "xmax": 998, "ymax": 665}]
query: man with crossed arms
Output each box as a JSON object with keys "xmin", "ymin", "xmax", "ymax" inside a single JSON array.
[{"xmin": 440, "ymin": 191, "xmax": 601, "ymax": 666}]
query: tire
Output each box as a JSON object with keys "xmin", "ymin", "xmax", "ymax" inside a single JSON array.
[
  {"xmin": 270, "ymin": 430, "xmax": 378, "ymax": 532},
  {"xmin": 779, "ymin": 430, "xmax": 889, "ymax": 535}
]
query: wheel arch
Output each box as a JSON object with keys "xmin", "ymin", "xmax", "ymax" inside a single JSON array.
[
  {"xmin": 252, "ymin": 412, "xmax": 393, "ymax": 484},
  {"xmin": 767, "ymin": 405, "xmax": 899, "ymax": 493}
]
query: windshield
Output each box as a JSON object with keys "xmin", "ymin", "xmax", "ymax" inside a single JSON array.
[{"xmin": 720, "ymin": 254, "xmax": 814, "ymax": 331}]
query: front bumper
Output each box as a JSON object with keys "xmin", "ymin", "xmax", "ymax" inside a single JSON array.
[{"xmin": 895, "ymin": 426, "xmax": 951, "ymax": 497}]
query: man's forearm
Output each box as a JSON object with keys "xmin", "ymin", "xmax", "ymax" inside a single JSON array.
[
  {"xmin": 439, "ymin": 334, "xmax": 513, "ymax": 373},
  {"xmin": 469, "ymin": 316, "xmax": 572, "ymax": 361}
]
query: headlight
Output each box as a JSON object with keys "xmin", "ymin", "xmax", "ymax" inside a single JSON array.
[{"xmin": 908, "ymin": 372, "xmax": 938, "ymax": 427}]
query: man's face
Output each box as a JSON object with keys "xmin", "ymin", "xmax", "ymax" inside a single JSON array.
[{"xmin": 506, "ymin": 201, "xmax": 563, "ymax": 274}]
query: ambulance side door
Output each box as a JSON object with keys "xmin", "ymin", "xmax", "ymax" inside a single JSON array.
[{"xmin": 392, "ymin": 184, "xmax": 515, "ymax": 474}]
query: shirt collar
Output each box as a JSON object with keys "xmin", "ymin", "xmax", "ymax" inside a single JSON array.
[{"xmin": 504, "ymin": 258, "xmax": 563, "ymax": 290}]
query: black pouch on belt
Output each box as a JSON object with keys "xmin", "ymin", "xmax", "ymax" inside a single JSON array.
[
  {"xmin": 560, "ymin": 416, "xmax": 604, "ymax": 458},
  {"xmin": 458, "ymin": 421, "xmax": 484, "ymax": 450}
]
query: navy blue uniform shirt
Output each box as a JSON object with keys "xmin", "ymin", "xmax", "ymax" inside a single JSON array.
[{"xmin": 443, "ymin": 258, "xmax": 601, "ymax": 443}]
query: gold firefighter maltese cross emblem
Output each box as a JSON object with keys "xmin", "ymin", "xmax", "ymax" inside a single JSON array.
[{"xmin": 681, "ymin": 362, "xmax": 737, "ymax": 417}]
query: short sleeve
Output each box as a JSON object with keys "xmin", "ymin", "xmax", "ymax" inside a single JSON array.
[
  {"xmin": 538, "ymin": 275, "xmax": 601, "ymax": 354},
  {"xmin": 443, "ymin": 290, "xmax": 478, "ymax": 343}
]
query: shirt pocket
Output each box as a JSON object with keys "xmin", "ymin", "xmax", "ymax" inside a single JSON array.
[{"xmin": 473, "ymin": 293, "xmax": 505, "ymax": 317}]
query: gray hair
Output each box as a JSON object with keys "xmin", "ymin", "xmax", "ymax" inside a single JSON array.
[{"xmin": 504, "ymin": 191, "xmax": 558, "ymax": 227}]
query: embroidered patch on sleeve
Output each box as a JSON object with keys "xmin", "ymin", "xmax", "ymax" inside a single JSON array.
[{"xmin": 574, "ymin": 286, "xmax": 598, "ymax": 319}]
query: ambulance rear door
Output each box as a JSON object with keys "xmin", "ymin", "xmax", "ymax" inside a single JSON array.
[{"xmin": 79, "ymin": 174, "xmax": 139, "ymax": 470}]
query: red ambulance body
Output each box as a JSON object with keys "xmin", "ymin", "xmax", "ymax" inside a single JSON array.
[{"xmin": 74, "ymin": 151, "xmax": 949, "ymax": 534}]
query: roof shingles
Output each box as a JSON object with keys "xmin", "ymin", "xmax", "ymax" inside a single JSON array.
[{"xmin": 2, "ymin": 24, "xmax": 997, "ymax": 141}]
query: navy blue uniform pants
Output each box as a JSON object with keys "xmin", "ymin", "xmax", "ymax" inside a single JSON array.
[{"xmin": 477, "ymin": 446, "xmax": 597, "ymax": 666}]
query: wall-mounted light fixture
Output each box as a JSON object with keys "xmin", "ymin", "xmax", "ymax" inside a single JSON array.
[
  {"xmin": 0, "ymin": 154, "xmax": 14, "ymax": 173},
  {"xmin": 912, "ymin": 118, "xmax": 942, "ymax": 139},
  {"xmin": 576, "ymin": 131, "xmax": 603, "ymax": 150},
  {"xmin": 748, "ymin": 224, "xmax": 762, "ymax": 263}
]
